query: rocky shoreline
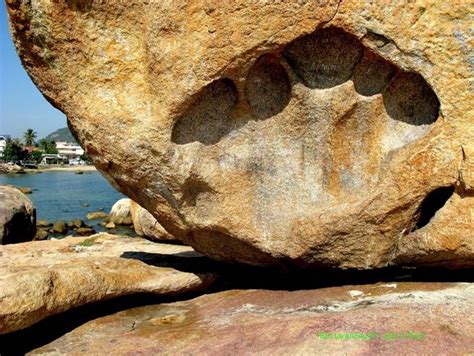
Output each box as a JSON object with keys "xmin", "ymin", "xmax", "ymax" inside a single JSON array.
[
  {"xmin": 0, "ymin": 162, "xmax": 97, "ymax": 175},
  {"xmin": 1, "ymin": 185, "xmax": 473, "ymax": 354}
]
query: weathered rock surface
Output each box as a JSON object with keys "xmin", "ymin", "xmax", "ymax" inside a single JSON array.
[
  {"xmin": 51, "ymin": 220, "xmax": 68, "ymax": 234},
  {"xmin": 7, "ymin": 1, "xmax": 473, "ymax": 268},
  {"xmin": 36, "ymin": 220, "xmax": 51, "ymax": 227},
  {"xmin": 0, "ymin": 233, "xmax": 217, "ymax": 334},
  {"xmin": 29, "ymin": 283, "xmax": 474, "ymax": 355},
  {"xmin": 75, "ymin": 226, "xmax": 96, "ymax": 236},
  {"xmin": 131, "ymin": 200, "xmax": 176, "ymax": 242},
  {"xmin": 86, "ymin": 211, "xmax": 108, "ymax": 221},
  {"xmin": 0, "ymin": 163, "xmax": 22, "ymax": 174},
  {"xmin": 0, "ymin": 185, "xmax": 36, "ymax": 244},
  {"xmin": 108, "ymin": 198, "xmax": 133, "ymax": 225},
  {"xmin": 17, "ymin": 186, "xmax": 32, "ymax": 194},
  {"xmin": 110, "ymin": 198, "xmax": 131, "ymax": 218},
  {"xmin": 34, "ymin": 228, "xmax": 48, "ymax": 241}
]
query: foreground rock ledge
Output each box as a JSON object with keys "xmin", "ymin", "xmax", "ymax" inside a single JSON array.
[
  {"xmin": 30, "ymin": 283, "xmax": 474, "ymax": 355},
  {"xmin": 0, "ymin": 233, "xmax": 217, "ymax": 334},
  {"xmin": 7, "ymin": 1, "xmax": 474, "ymax": 268}
]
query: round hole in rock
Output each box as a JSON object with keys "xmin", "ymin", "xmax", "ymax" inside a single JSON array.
[
  {"xmin": 283, "ymin": 27, "xmax": 363, "ymax": 89},
  {"xmin": 245, "ymin": 54, "xmax": 291, "ymax": 119},
  {"xmin": 171, "ymin": 78, "xmax": 238, "ymax": 145},
  {"xmin": 383, "ymin": 72, "xmax": 440, "ymax": 125},
  {"xmin": 65, "ymin": 0, "xmax": 93, "ymax": 12},
  {"xmin": 352, "ymin": 50, "xmax": 396, "ymax": 96}
]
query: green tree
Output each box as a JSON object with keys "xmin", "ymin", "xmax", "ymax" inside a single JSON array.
[
  {"xmin": 38, "ymin": 139, "xmax": 58, "ymax": 154},
  {"xmin": 27, "ymin": 150, "xmax": 43, "ymax": 163},
  {"xmin": 23, "ymin": 128, "xmax": 37, "ymax": 146},
  {"xmin": 80, "ymin": 152, "xmax": 90, "ymax": 162},
  {"xmin": 2, "ymin": 138, "xmax": 27, "ymax": 162}
]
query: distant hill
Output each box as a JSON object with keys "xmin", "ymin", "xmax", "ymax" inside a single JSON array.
[{"xmin": 44, "ymin": 127, "xmax": 77, "ymax": 143}]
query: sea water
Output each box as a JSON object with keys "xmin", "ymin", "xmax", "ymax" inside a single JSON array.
[{"xmin": 0, "ymin": 170, "xmax": 125, "ymax": 223}]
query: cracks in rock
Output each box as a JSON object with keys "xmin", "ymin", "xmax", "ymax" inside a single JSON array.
[
  {"xmin": 129, "ymin": 321, "xmax": 137, "ymax": 332},
  {"xmin": 228, "ymin": 298, "xmax": 377, "ymax": 318},
  {"xmin": 456, "ymin": 145, "xmax": 474, "ymax": 197},
  {"xmin": 361, "ymin": 29, "xmax": 434, "ymax": 68}
]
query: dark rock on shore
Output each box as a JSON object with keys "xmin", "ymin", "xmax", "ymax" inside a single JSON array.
[
  {"xmin": 34, "ymin": 229, "xmax": 49, "ymax": 241},
  {"xmin": 51, "ymin": 221, "xmax": 67, "ymax": 234},
  {"xmin": 0, "ymin": 186, "xmax": 36, "ymax": 244},
  {"xmin": 76, "ymin": 227, "xmax": 96, "ymax": 236},
  {"xmin": 37, "ymin": 220, "xmax": 51, "ymax": 227},
  {"xmin": 71, "ymin": 219, "xmax": 85, "ymax": 228}
]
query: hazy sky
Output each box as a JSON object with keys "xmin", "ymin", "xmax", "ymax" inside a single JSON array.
[{"xmin": 0, "ymin": 3, "xmax": 66, "ymax": 139}]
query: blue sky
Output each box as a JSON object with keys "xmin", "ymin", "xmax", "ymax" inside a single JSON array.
[{"xmin": 0, "ymin": 3, "xmax": 65, "ymax": 139}]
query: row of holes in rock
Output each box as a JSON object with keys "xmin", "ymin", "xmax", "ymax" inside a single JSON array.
[{"xmin": 172, "ymin": 26, "xmax": 440, "ymax": 145}]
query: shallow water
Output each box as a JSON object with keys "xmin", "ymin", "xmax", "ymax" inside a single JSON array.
[{"xmin": 0, "ymin": 170, "xmax": 125, "ymax": 223}]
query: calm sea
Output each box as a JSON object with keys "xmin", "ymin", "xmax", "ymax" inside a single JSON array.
[{"xmin": 0, "ymin": 171, "xmax": 125, "ymax": 224}]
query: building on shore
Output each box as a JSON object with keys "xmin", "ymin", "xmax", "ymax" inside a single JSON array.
[
  {"xmin": 40, "ymin": 154, "xmax": 66, "ymax": 165},
  {"xmin": 0, "ymin": 134, "xmax": 11, "ymax": 157},
  {"xmin": 56, "ymin": 141, "xmax": 84, "ymax": 161}
]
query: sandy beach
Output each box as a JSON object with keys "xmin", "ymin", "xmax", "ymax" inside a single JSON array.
[{"xmin": 38, "ymin": 165, "xmax": 97, "ymax": 172}]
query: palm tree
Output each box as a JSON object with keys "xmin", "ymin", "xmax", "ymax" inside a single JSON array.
[{"xmin": 23, "ymin": 128, "xmax": 37, "ymax": 146}]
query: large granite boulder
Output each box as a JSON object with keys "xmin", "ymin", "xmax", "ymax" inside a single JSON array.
[
  {"xmin": 27, "ymin": 283, "xmax": 474, "ymax": 355},
  {"xmin": 0, "ymin": 233, "xmax": 217, "ymax": 334},
  {"xmin": 130, "ymin": 200, "xmax": 177, "ymax": 242},
  {"xmin": 7, "ymin": 1, "xmax": 473, "ymax": 268},
  {"xmin": 0, "ymin": 185, "xmax": 36, "ymax": 244}
]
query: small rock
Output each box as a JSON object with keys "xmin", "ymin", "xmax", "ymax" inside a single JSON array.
[
  {"xmin": 37, "ymin": 220, "xmax": 51, "ymax": 227},
  {"xmin": 105, "ymin": 222, "xmax": 116, "ymax": 229},
  {"xmin": 18, "ymin": 186, "xmax": 32, "ymax": 194},
  {"xmin": 34, "ymin": 229, "xmax": 49, "ymax": 241},
  {"xmin": 82, "ymin": 203, "xmax": 90, "ymax": 207},
  {"xmin": 76, "ymin": 227, "xmax": 96, "ymax": 236},
  {"xmin": 86, "ymin": 212, "xmax": 109, "ymax": 221},
  {"xmin": 72, "ymin": 219, "xmax": 85, "ymax": 228},
  {"xmin": 98, "ymin": 207, "xmax": 104, "ymax": 212},
  {"xmin": 52, "ymin": 221, "xmax": 68, "ymax": 234}
]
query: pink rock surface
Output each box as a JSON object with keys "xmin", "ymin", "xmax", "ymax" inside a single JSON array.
[{"xmin": 32, "ymin": 282, "xmax": 473, "ymax": 355}]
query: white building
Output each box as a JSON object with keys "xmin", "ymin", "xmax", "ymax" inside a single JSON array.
[
  {"xmin": 56, "ymin": 141, "xmax": 84, "ymax": 161},
  {"xmin": 0, "ymin": 134, "xmax": 11, "ymax": 157}
]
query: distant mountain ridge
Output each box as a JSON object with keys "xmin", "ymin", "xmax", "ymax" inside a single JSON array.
[{"xmin": 44, "ymin": 127, "xmax": 77, "ymax": 143}]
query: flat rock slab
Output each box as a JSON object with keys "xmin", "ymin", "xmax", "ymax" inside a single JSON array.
[
  {"xmin": 0, "ymin": 233, "xmax": 217, "ymax": 334},
  {"xmin": 31, "ymin": 282, "xmax": 473, "ymax": 355}
]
